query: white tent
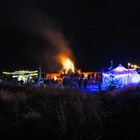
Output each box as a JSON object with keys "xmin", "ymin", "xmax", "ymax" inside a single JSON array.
[{"xmin": 102, "ymin": 64, "xmax": 140, "ymax": 88}]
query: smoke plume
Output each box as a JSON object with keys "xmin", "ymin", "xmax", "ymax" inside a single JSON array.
[{"xmin": 24, "ymin": 10, "xmax": 74, "ymax": 72}]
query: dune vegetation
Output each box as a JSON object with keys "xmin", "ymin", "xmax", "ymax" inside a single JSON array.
[{"xmin": 0, "ymin": 84, "xmax": 140, "ymax": 139}]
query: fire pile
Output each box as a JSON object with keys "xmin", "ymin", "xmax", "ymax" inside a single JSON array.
[
  {"xmin": 45, "ymin": 55, "xmax": 77, "ymax": 81},
  {"xmin": 59, "ymin": 55, "xmax": 75, "ymax": 75},
  {"xmin": 62, "ymin": 59, "xmax": 75, "ymax": 74}
]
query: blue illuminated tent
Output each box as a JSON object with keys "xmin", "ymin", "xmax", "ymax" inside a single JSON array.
[{"xmin": 102, "ymin": 64, "xmax": 140, "ymax": 88}]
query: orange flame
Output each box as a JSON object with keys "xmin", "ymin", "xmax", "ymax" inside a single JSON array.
[
  {"xmin": 58, "ymin": 55, "xmax": 75, "ymax": 73},
  {"xmin": 54, "ymin": 76, "xmax": 57, "ymax": 81},
  {"xmin": 63, "ymin": 59, "xmax": 74, "ymax": 72}
]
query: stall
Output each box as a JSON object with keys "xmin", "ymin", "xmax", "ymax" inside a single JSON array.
[{"xmin": 102, "ymin": 64, "xmax": 140, "ymax": 88}]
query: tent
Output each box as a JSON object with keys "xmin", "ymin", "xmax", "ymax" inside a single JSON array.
[{"xmin": 102, "ymin": 64, "xmax": 140, "ymax": 88}]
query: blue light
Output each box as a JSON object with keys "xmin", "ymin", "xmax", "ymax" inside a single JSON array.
[
  {"xmin": 102, "ymin": 64, "xmax": 140, "ymax": 89},
  {"xmin": 131, "ymin": 74, "xmax": 140, "ymax": 83}
]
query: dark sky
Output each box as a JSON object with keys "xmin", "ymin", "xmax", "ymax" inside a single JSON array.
[{"xmin": 0, "ymin": 0, "xmax": 140, "ymax": 72}]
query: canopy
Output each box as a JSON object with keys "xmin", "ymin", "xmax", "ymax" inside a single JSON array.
[
  {"xmin": 102, "ymin": 64, "xmax": 140, "ymax": 88},
  {"xmin": 106, "ymin": 64, "xmax": 136, "ymax": 74}
]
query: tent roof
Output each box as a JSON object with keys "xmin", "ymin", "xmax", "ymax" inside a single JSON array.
[
  {"xmin": 104, "ymin": 64, "xmax": 136, "ymax": 75},
  {"xmin": 112, "ymin": 64, "xmax": 127, "ymax": 72}
]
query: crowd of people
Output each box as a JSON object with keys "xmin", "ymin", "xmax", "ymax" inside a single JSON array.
[
  {"xmin": 43, "ymin": 73, "xmax": 102, "ymax": 92},
  {"xmin": 2, "ymin": 72, "xmax": 103, "ymax": 92},
  {"xmin": 62, "ymin": 73, "xmax": 102, "ymax": 91}
]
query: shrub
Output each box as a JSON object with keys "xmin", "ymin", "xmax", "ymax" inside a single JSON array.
[{"xmin": 0, "ymin": 84, "xmax": 140, "ymax": 139}]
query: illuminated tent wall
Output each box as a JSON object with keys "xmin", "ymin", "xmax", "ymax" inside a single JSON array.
[{"xmin": 102, "ymin": 64, "xmax": 140, "ymax": 88}]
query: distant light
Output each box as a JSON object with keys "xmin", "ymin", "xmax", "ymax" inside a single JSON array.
[
  {"xmin": 3, "ymin": 70, "xmax": 38, "ymax": 75},
  {"xmin": 29, "ymin": 76, "xmax": 32, "ymax": 79},
  {"xmin": 12, "ymin": 75, "xmax": 18, "ymax": 78},
  {"xmin": 128, "ymin": 62, "xmax": 131, "ymax": 66},
  {"xmin": 54, "ymin": 76, "xmax": 57, "ymax": 81},
  {"xmin": 134, "ymin": 65, "xmax": 138, "ymax": 69},
  {"xmin": 18, "ymin": 75, "xmax": 27, "ymax": 83}
]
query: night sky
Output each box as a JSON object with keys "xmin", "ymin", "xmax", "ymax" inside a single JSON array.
[{"xmin": 0, "ymin": 0, "xmax": 140, "ymax": 72}]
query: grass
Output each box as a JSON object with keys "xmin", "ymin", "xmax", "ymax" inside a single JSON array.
[{"xmin": 0, "ymin": 84, "xmax": 140, "ymax": 139}]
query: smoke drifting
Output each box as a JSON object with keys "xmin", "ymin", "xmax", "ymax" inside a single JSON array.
[
  {"xmin": 24, "ymin": 10, "xmax": 74, "ymax": 72},
  {"xmin": 40, "ymin": 26, "xmax": 74, "ymax": 72},
  {"xmin": 0, "ymin": 5, "xmax": 74, "ymax": 72}
]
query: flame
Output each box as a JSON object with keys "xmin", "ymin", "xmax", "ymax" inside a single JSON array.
[
  {"xmin": 58, "ymin": 55, "xmax": 75, "ymax": 73},
  {"xmin": 64, "ymin": 59, "xmax": 74, "ymax": 71},
  {"xmin": 54, "ymin": 76, "xmax": 57, "ymax": 81}
]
